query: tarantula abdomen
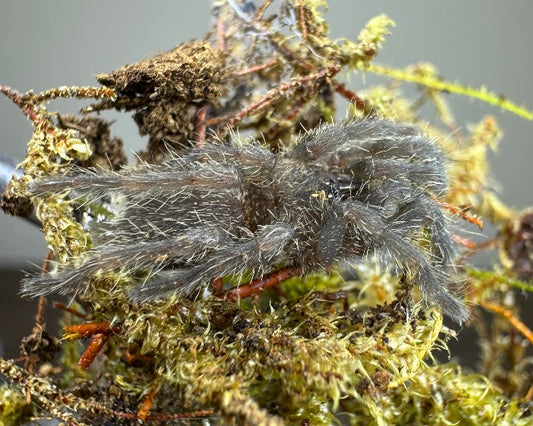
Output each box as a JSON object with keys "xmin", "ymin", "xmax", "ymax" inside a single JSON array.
[{"xmin": 22, "ymin": 119, "xmax": 468, "ymax": 324}]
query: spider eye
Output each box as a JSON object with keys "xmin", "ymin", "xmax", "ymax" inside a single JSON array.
[{"xmin": 326, "ymin": 179, "xmax": 341, "ymax": 201}]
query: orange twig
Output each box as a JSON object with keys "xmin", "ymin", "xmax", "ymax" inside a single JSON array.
[
  {"xmin": 481, "ymin": 300, "xmax": 533, "ymax": 345},
  {"xmin": 25, "ymin": 250, "xmax": 54, "ymax": 402},
  {"xmin": 452, "ymin": 234, "xmax": 477, "ymax": 250},
  {"xmin": 212, "ymin": 277, "xmax": 224, "ymax": 295},
  {"xmin": 254, "ymin": 0, "xmax": 274, "ymax": 22},
  {"xmin": 216, "ymin": 15, "xmax": 226, "ymax": 52},
  {"xmin": 63, "ymin": 322, "xmax": 116, "ymax": 339},
  {"xmin": 206, "ymin": 66, "xmax": 339, "ymax": 128},
  {"xmin": 35, "ymin": 250, "xmax": 53, "ymax": 326},
  {"xmin": 194, "ymin": 105, "xmax": 209, "ymax": 146},
  {"xmin": 32, "ymin": 86, "xmax": 116, "ymax": 103},
  {"xmin": 78, "ymin": 333, "xmax": 108, "ymax": 370},
  {"xmin": 137, "ymin": 375, "xmax": 161, "ymax": 421},
  {"xmin": 434, "ymin": 198, "xmax": 484, "ymax": 229},
  {"xmin": 122, "ymin": 348, "xmax": 155, "ymax": 367},
  {"xmin": 0, "ymin": 84, "xmax": 39, "ymax": 121},
  {"xmin": 235, "ymin": 58, "xmax": 279, "ymax": 76},
  {"xmin": 225, "ymin": 267, "xmax": 301, "ymax": 301},
  {"xmin": 331, "ymin": 80, "xmax": 368, "ymax": 112},
  {"xmin": 63, "ymin": 321, "xmax": 120, "ymax": 369},
  {"xmin": 298, "ymin": 0, "xmax": 308, "ymax": 43},
  {"xmin": 52, "ymin": 302, "xmax": 87, "ymax": 319}
]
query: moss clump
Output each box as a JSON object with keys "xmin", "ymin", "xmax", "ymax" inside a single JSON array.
[
  {"xmin": 94, "ymin": 41, "xmax": 228, "ymax": 161},
  {"xmin": 0, "ymin": 384, "xmax": 32, "ymax": 425}
]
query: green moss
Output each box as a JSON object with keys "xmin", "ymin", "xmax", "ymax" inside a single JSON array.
[{"xmin": 0, "ymin": 384, "xmax": 32, "ymax": 426}]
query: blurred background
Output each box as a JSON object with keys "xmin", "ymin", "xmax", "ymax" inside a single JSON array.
[{"xmin": 0, "ymin": 1, "xmax": 531, "ymax": 364}]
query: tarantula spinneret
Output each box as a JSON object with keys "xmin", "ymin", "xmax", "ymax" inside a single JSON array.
[{"xmin": 22, "ymin": 119, "xmax": 468, "ymax": 323}]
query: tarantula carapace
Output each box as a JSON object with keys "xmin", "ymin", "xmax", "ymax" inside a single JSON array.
[{"xmin": 23, "ymin": 119, "xmax": 468, "ymax": 323}]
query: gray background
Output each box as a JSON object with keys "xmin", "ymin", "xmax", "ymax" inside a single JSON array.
[{"xmin": 0, "ymin": 1, "xmax": 531, "ymax": 359}]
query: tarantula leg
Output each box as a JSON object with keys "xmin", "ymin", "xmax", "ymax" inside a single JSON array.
[
  {"xmin": 185, "ymin": 143, "xmax": 276, "ymax": 171},
  {"xmin": 389, "ymin": 195, "xmax": 455, "ymax": 266},
  {"xmin": 295, "ymin": 120, "xmax": 422, "ymax": 161},
  {"xmin": 21, "ymin": 227, "xmax": 224, "ymax": 297},
  {"xmin": 129, "ymin": 223, "xmax": 295, "ymax": 302},
  {"xmin": 224, "ymin": 267, "xmax": 302, "ymax": 301},
  {"xmin": 316, "ymin": 207, "xmax": 347, "ymax": 267},
  {"xmin": 342, "ymin": 199, "xmax": 468, "ymax": 323},
  {"xmin": 27, "ymin": 165, "xmax": 242, "ymax": 196}
]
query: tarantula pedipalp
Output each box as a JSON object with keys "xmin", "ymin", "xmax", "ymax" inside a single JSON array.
[{"xmin": 22, "ymin": 119, "xmax": 468, "ymax": 323}]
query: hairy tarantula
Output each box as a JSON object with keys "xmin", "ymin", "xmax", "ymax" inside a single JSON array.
[{"xmin": 22, "ymin": 119, "xmax": 468, "ymax": 323}]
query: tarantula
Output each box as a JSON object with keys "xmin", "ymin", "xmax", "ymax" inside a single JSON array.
[{"xmin": 22, "ymin": 119, "xmax": 468, "ymax": 323}]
